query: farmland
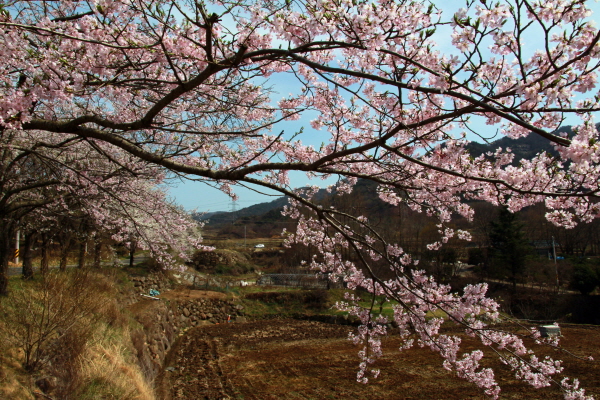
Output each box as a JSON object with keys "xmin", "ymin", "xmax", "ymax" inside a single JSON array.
[{"xmin": 156, "ymin": 319, "xmax": 600, "ymax": 400}]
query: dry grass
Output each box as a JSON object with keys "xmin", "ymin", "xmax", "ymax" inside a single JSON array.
[
  {"xmin": 0, "ymin": 348, "xmax": 34, "ymax": 400},
  {"xmin": 0, "ymin": 270, "xmax": 115, "ymax": 372},
  {"xmin": 75, "ymin": 330, "xmax": 155, "ymax": 400},
  {"xmin": 0, "ymin": 269, "xmax": 156, "ymax": 399}
]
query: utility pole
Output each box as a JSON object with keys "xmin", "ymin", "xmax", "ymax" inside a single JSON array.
[
  {"xmin": 552, "ymin": 236, "xmax": 559, "ymax": 290},
  {"xmin": 15, "ymin": 230, "xmax": 20, "ymax": 264}
]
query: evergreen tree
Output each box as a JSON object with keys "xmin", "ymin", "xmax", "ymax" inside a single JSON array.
[
  {"xmin": 571, "ymin": 262, "xmax": 600, "ymax": 295},
  {"xmin": 489, "ymin": 207, "xmax": 531, "ymax": 292}
]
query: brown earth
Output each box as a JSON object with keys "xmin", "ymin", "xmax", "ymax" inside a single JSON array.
[
  {"xmin": 158, "ymin": 289, "xmax": 230, "ymax": 302},
  {"xmin": 156, "ymin": 319, "xmax": 600, "ymax": 400}
]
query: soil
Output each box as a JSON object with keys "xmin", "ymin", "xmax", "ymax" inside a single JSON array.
[
  {"xmin": 158, "ymin": 289, "xmax": 230, "ymax": 302},
  {"xmin": 155, "ymin": 319, "xmax": 600, "ymax": 400}
]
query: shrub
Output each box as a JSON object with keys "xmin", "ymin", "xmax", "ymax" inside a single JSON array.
[
  {"xmin": 245, "ymin": 289, "xmax": 329, "ymax": 310},
  {"xmin": 302, "ymin": 289, "xmax": 329, "ymax": 309},
  {"xmin": 0, "ymin": 270, "xmax": 111, "ymax": 372},
  {"xmin": 570, "ymin": 263, "xmax": 600, "ymax": 295}
]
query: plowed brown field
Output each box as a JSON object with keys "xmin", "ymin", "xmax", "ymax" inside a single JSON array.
[{"xmin": 156, "ymin": 320, "xmax": 600, "ymax": 400}]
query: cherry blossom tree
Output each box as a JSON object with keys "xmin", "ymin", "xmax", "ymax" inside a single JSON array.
[
  {"xmin": 0, "ymin": 129, "xmax": 70, "ymax": 287},
  {"xmin": 2, "ymin": 0, "xmax": 600, "ymax": 397},
  {"xmin": 0, "ymin": 128, "xmax": 203, "ymax": 292}
]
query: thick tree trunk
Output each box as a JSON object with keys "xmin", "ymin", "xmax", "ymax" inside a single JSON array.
[
  {"xmin": 0, "ymin": 219, "xmax": 16, "ymax": 296},
  {"xmin": 0, "ymin": 232, "xmax": 10, "ymax": 296},
  {"xmin": 59, "ymin": 235, "xmax": 72, "ymax": 271},
  {"xmin": 129, "ymin": 243, "xmax": 135, "ymax": 268},
  {"xmin": 40, "ymin": 233, "xmax": 49, "ymax": 275},
  {"xmin": 22, "ymin": 231, "xmax": 35, "ymax": 280},
  {"xmin": 93, "ymin": 241, "xmax": 102, "ymax": 268},
  {"xmin": 78, "ymin": 240, "xmax": 86, "ymax": 269}
]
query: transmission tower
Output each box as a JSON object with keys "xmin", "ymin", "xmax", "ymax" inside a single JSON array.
[{"xmin": 230, "ymin": 199, "xmax": 238, "ymax": 224}]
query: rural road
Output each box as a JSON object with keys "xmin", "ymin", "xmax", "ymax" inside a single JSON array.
[{"xmin": 7, "ymin": 254, "xmax": 150, "ymax": 276}]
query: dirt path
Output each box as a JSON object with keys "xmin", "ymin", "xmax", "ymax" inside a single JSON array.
[{"xmin": 156, "ymin": 320, "xmax": 600, "ymax": 400}]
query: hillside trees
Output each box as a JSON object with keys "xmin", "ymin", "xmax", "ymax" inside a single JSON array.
[{"xmin": 2, "ymin": 0, "xmax": 600, "ymax": 397}]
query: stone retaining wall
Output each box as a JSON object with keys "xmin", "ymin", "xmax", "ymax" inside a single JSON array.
[
  {"xmin": 131, "ymin": 274, "xmax": 174, "ymax": 294},
  {"xmin": 130, "ymin": 290, "xmax": 246, "ymax": 381}
]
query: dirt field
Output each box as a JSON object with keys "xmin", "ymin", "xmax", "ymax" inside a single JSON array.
[
  {"xmin": 158, "ymin": 289, "xmax": 230, "ymax": 302},
  {"xmin": 156, "ymin": 319, "xmax": 600, "ymax": 400}
]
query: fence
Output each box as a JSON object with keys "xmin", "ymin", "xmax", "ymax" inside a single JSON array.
[{"xmin": 256, "ymin": 274, "xmax": 342, "ymax": 289}]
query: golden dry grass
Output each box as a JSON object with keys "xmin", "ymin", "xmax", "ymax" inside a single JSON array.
[
  {"xmin": 76, "ymin": 332, "xmax": 155, "ymax": 400},
  {"xmin": 0, "ymin": 269, "xmax": 156, "ymax": 399}
]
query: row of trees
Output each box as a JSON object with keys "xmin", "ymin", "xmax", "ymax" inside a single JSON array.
[
  {"xmin": 0, "ymin": 129, "xmax": 204, "ymax": 294},
  {"xmin": 2, "ymin": 0, "xmax": 600, "ymax": 398}
]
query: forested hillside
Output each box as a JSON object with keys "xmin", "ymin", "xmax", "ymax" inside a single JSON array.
[{"xmin": 207, "ymin": 125, "xmax": 600, "ymax": 256}]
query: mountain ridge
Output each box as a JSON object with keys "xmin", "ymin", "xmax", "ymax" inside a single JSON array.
[{"xmin": 197, "ymin": 124, "xmax": 592, "ymax": 226}]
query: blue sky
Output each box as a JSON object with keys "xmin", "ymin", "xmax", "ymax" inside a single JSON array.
[{"xmin": 167, "ymin": 1, "xmax": 600, "ymax": 213}]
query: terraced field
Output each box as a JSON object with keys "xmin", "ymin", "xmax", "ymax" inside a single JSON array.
[{"xmin": 156, "ymin": 319, "xmax": 600, "ymax": 400}]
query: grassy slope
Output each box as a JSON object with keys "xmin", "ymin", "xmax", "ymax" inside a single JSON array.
[{"xmin": 0, "ymin": 268, "xmax": 155, "ymax": 400}]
